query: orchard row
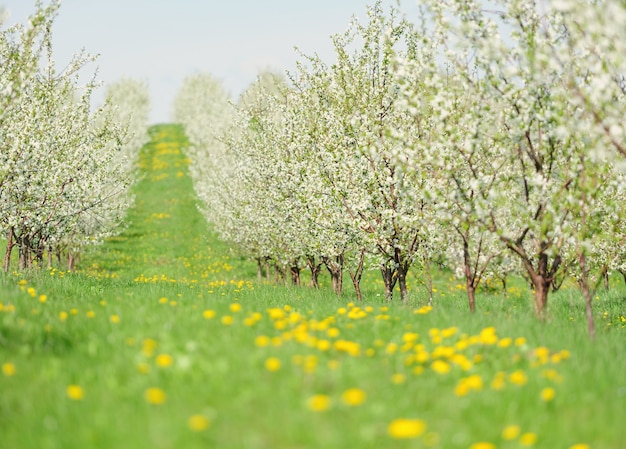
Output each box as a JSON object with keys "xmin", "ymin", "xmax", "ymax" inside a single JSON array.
[
  {"xmin": 0, "ymin": 1, "xmax": 149, "ymax": 271},
  {"xmin": 174, "ymin": 0, "xmax": 626, "ymax": 335}
]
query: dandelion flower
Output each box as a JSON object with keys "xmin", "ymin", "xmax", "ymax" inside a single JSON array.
[
  {"xmin": 469, "ymin": 443, "xmax": 496, "ymax": 449},
  {"xmin": 221, "ymin": 315, "xmax": 233, "ymax": 325},
  {"xmin": 431, "ymin": 360, "xmax": 451, "ymax": 374},
  {"xmin": 265, "ymin": 357, "xmax": 281, "ymax": 372},
  {"xmin": 229, "ymin": 303, "xmax": 242, "ymax": 313},
  {"xmin": 202, "ymin": 309, "xmax": 216, "ymax": 319},
  {"xmin": 541, "ymin": 387, "xmax": 556, "ymax": 402},
  {"xmin": 520, "ymin": 432, "xmax": 538, "ymax": 446},
  {"xmin": 144, "ymin": 387, "xmax": 166, "ymax": 405},
  {"xmin": 2, "ymin": 362, "xmax": 16, "ymax": 376},
  {"xmin": 307, "ymin": 394, "xmax": 331, "ymax": 412},
  {"xmin": 66, "ymin": 385, "xmax": 84, "ymax": 400},
  {"xmin": 341, "ymin": 388, "xmax": 366, "ymax": 406},
  {"xmin": 388, "ymin": 418, "xmax": 427, "ymax": 439},
  {"xmin": 110, "ymin": 314, "xmax": 120, "ymax": 324},
  {"xmin": 509, "ymin": 370, "xmax": 528, "ymax": 386},
  {"xmin": 569, "ymin": 444, "xmax": 590, "ymax": 449},
  {"xmin": 188, "ymin": 414, "xmax": 210, "ymax": 431},
  {"xmin": 391, "ymin": 373, "xmax": 406, "ymax": 384},
  {"xmin": 502, "ymin": 425, "xmax": 521, "ymax": 440},
  {"xmin": 155, "ymin": 354, "xmax": 173, "ymax": 368}
]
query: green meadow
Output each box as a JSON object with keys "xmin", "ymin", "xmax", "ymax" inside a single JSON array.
[{"xmin": 1, "ymin": 124, "xmax": 624, "ymax": 449}]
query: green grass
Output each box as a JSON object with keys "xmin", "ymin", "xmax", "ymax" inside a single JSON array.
[{"xmin": 1, "ymin": 124, "xmax": 625, "ymax": 449}]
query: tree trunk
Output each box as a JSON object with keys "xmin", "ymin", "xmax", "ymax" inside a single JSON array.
[
  {"xmin": 347, "ymin": 249, "xmax": 366, "ymax": 302},
  {"xmin": 290, "ymin": 261, "xmax": 301, "ymax": 287},
  {"xmin": 256, "ymin": 257, "xmax": 263, "ymax": 280},
  {"xmin": 463, "ymin": 241, "xmax": 476, "ymax": 313},
  {"xmin": 18, "ymin": 236, "xmax": 31, "ymax": 270},
  {"xmin": 68, "ymin": 251, "xmax": 76, "ymax": 272},
  {"xmin": 380, "ymin": 264, "xmax": 397, "ymax": 301},
  {"xmin": 3, "ymin": 228, "xmax": 14, "ymax": 273},
  {"xmin": 306, "ymin": 255, "xmax": 323, "ymax": 289},
  {"xmin": 273, "ymin": 263, "xmax": 286, "ymax": 284},
  {"xmin": 323, "ymin": 255, "xmax": 343, "ymax": 296},
  {"xmin": 532, "ymin": 276, "xmax": 550, "ymax": 319}
]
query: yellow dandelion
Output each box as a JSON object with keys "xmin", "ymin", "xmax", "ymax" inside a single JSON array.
[
  {"xmin": 110, "ymin": 314, "xmax": 120, "ymax": 324},
  {"xmin": 265, "ymin": 357, "xmax": 281, "ymax": 372},
  {"xmin": 469, "ymin": 443, "xmax": 496, "ymax": 449},
  {"xmin": 502, "ymin": 425, "xmax": 521, "ymax": 440},
  {"xmin": 39, "ymin": 294, "xmax": 47, "ymax": 303},
  {"xmin": 202, "ymin": 309, "xmax": 216, "ymax": 319},
  {"xmin": 307, "ymin": 394, "xmax": 331, "ymax": 412},
  {"xmin": 66, "ymin": 384, "xmax": 84, "ymax": 400},
  {"xmin": 2, "ymin": 362, "xmax": 16, "ymax": 376},
  {"xmin": 391, "ymin": 373, "xmax": 406, "ymax": 384},
  {"xmin": 159, "ymin": 297, "xmax": 168, "ymax": 304},
  {"xmin": 155, "ymin": 354, "xmax": 173, "ymax": 368},
  {"xmin": 431, "ymin": 360, "xmax": 451, "ymax": 374},
  {"xmin": 59, "ymin": 311, "xmax": 68, "ymax": 321},
  {"xmin": 388, "ymin": 418, "xmax": 427, "ymax": 439},
  {"xmin": 221, "ymin": 315, "xmax": 233, "ymax": 325},
  {"xmin": 569, "ymin": 444, "xmax": 590, "ymax": 449},
  {"xmin": 188, "ymin": 414, "xmax": 210, "ymax": 431},
  {"xmin": 541, "ymin": 387, "xmax": 556, "ymax": 402},
  {"xmin": 341, "ymin": 388, "xmax": 366, "ymax": 406},
  {"xmin": 520, "ymin": 432, "xmax": 538, "ymax": 446},
  {"xmin": 86, "ymin": 310, "xmax": 95, "ymax": 318},
  {"xmin": 27, "ymin": 287, "xmax": 36, "ymax": 297},
  {"xmin": 255, "ymin": 335, "xmax": 270, "ymax": 347},
  {"xmin": 144, "ymin": 387, "xmax": 166, "ymax": 405},
  {"xmin": 229, "ymin": 303, "xmax": 242, "ymax": 313},
  {"xmin": 509, "ymin": 370, "xmax": 528, "ymax": 386}
]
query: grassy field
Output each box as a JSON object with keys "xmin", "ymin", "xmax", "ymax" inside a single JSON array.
[{"xmin": 1, "ymin": 124, "xmax": 624, "ymax": 449}]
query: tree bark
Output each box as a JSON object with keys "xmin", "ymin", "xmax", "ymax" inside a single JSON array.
[
  {"xmin": 290, "ymin": 261, "xmax": 301, "ymax": 287},
  {"xmin": 347, "ymin": 249, "xmax": 366, "ymax": 302},
  {"xmin": 3, "ymin": 228, "xmax": 14, "ymax": 273},
  {"xmin": 380, "ymin": 264, "xmax": 397, "ymax": 301},
  {"xmin": 306, "ymin": 255, "xmax": 323, "ymax": 288},
  {"xmin": 323, "ymin": 255, "xmax": 343, "ymax": 296}
]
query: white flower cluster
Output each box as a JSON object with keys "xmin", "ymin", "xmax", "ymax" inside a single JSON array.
[
  {"xmin": 0, "ymin": 1, "xmax": 150, "ymax": 271},
  {"xmin": 175, "ymin": 0, "xmax": 625, "ymax": 317}
]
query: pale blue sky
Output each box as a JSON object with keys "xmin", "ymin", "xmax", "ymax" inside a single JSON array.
[{"xmin": 2, "ymin": 0, "xmax": 421, "ymax": 124}]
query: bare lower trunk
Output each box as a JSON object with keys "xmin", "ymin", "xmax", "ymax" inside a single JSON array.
[
  {"xmin": 290, "ymin": 261, "xmax": 301, "ymax": 287},
  {"xmin": 532, "ymin": 277, "xmax": 550, "ymax": 319},
  {"xmin": 68, "ymin": 251, "xmax": 76, "ymax": 272},
  {"xmin": 381, "ymin": 264, "xmax": 397, "ymax": 301},
  {"xmin": 347, "ymin": 249, "xmax": 365, "ymax": 302},
  {"xmin": 18, "ymin": 236, "xmax": 31, "ymax": 270},
  {"xmin": 273, "ymin": 263, "xmax": 286, "ymax": 285},
  {"xmin": 323, "ymin": 255, "xmax": 343, "ymax": 296},
  {"xmin": 397, "ymin": 264, "xmax": 409, "ymax": 304},
  {"xmin": 463, "ymin": 242, "xmax": 476, "ymax": 313},
  {"xmin": 306, "ymin": 255, "xmax": 323, "ymax": 289},
  {"xmin": 3, "ymin": 228, "xmax": 14, "ymax": 273},
  {"xmin": 256, "ymin": 257, "xmax": 263, "ymax": 280}
]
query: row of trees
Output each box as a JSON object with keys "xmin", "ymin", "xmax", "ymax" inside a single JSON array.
[
  {"xmin": 0, "ymin": 1, "xmax": 150, "ymax": 271},
  {"xmin": 175, "ymin": 0, "xmax": 626, "ymax": 334}
]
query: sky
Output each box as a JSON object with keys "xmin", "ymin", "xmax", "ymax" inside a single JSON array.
[{"xmin": 1, "ymin": 0, "xmax": 421, "ymax": 124}]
